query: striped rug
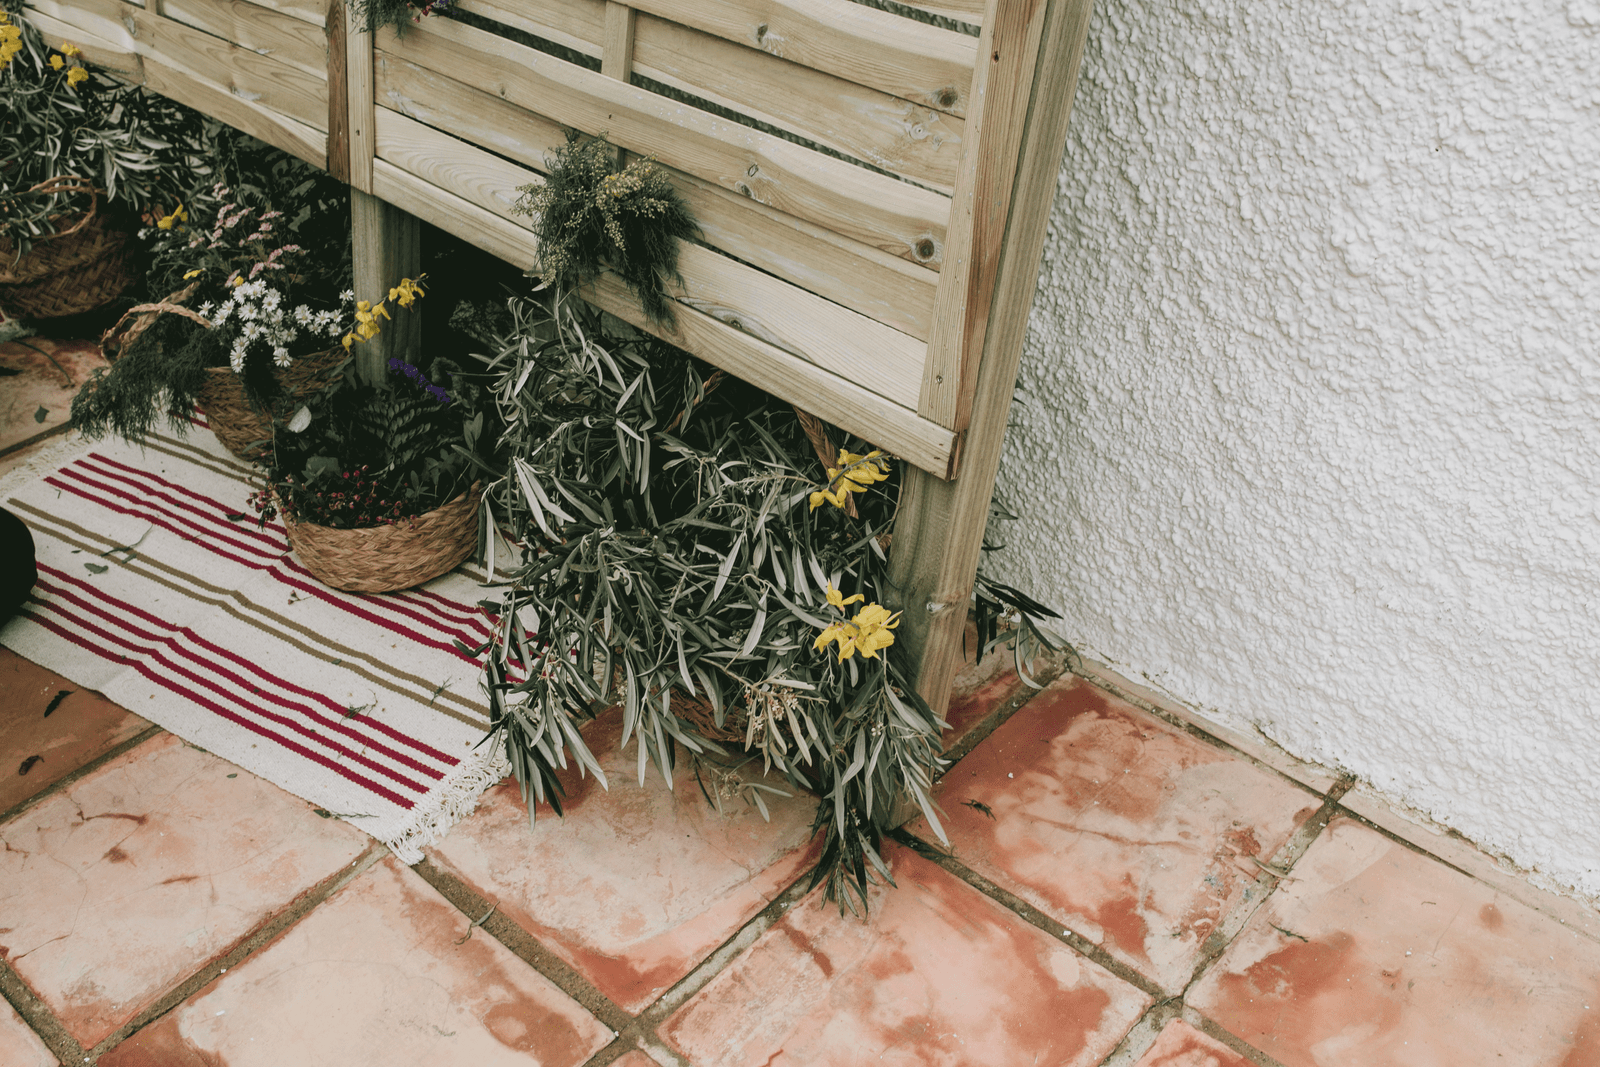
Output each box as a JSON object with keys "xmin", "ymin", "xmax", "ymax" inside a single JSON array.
[{"xmin": 0, "ymin": 423, "xmax": 508, "ymax": 861}]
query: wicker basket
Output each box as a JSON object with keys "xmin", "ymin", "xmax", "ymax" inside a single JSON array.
[
  {"xmin": 282, "ymin": 484, "xmax": 482, "ymax": 593},
  {"xmin": 198, "ymin": 348, "xmax": 347, "ymax": 461},
  {"xmin": 0, "ymin": 179, "xmax": 132, "ymax": 320}
]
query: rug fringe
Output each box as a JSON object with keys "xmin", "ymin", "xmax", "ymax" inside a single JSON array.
[{"xmin": 381, "ymin": 742, "xmax": 510, "ymax": 864}]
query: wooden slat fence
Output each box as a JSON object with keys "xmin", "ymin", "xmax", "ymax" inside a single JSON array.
[{"xmin": 23, "ymin": 0, "xmax": 1094, "ymax": 710}]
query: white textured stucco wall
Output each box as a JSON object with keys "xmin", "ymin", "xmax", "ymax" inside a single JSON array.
[{"xmin": 992, "ymin": 0, "xmax": 1600, "ymax": 895}]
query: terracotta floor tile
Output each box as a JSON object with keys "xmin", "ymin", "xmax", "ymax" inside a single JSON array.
[
  {"xmin": 0, "ymin": 732, "xmax": 370, "ymax": 1047},
  {"xmin": 1071, "ymin": 655, "xmax": 1342, "ymax": 794},
  {"xmin": 97, "ymin": 856, "xmax": 613, "ymax": 1067},
  {"xmin": 0, "ymin": 647, "xmax": 151, "ymax": 813},
  {"xmin": 942, "ymin": 619, "xmax": 1047, "ymax": 750},
  {"xmin": 1189, "ymin": 816, "xmax": 1600, "ymax": 1066},
  {"xmin": 428, "ymin": 709, "xmax": 819, "ymax": 1014},
  {"xmin": 0, "ymin": 338, "xmax": 105, "ymax": 455},
  {"xmin": 614, "ymin": 1051, "xmax": 668, "ymax": 1067},
  {"xmin": 1131, "ymin": 1019, "xmax": 1257, "ymax": 1066},
  {"xmin": 911, "ymin": 676, "xmax": 1322, "ymax": 993},
  {"xmin": 0, "ymin": 999, "xmax": 56, "ymax": 1067},
  {"xmin": 1342, "ymin": 784, "xmax": 1600, "ymax": 944},
  {"xmin": 661, "ymin": 841, "xmax": 1150, "ymax": 1067}
]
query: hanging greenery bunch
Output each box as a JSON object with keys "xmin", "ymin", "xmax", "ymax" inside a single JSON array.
[
  {"xmin": 71, "ymin": 162, "xmax": 353, "ymax": 444},
  {"xmin": 343, "ymin": 0, "xmax": 451, "ymax": 37},
  {"xmin": 514, "ymin": 132, "xmax": 699, "ymax": 327},
  {"xmin": 469, "ymin": 291, "xmax": 949, "ymax": 913},
  {"xmin": 0, "ymin": 6, "xmax": 211, "ymax": 255}
]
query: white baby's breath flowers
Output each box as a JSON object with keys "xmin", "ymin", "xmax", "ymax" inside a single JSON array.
[{"xmin": 214, "ymin": 280, "xmax": 336, "ymax": 374}]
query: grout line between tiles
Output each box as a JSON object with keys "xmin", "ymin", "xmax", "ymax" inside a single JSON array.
[
  {"xmin": 0, "ymin": 954, "xmax": 89, "ymax": 1067},
  {"xmin": 0, "ymin": 723, "xmax": 166, "ymax": 827},
  {"xmin": 1180, "ymin": 775, "xmax": 1356, "ymax": 994},
  {"xmin": 410, "ymin": 857, "xmax": 634, "ymax": 1035},
  {"xmin": 1063, "ymin": 660, "xmax": 1333, "ymax": 801},
  {"xmin": 635, "ymin": 871, "xmax": 816, "ymax": 1031},
  {"xmin": 1181, "ymin": 1005, "xmax": 1293, "ymax": 1067},
  {"xmin": 936, "ymin": 650, "xmax": 1069, "ymax": 775},
  {"xmin": 1088, "ymin": 996, "xmax": 1183, "ymax": 1066},
  {"xmin": 887, "ymin": 828, "xmax": 1167, "ymax": 1000},
  {"xmin": 86, "ymin": 842, "xmax": 391, "ymax": 1060}
]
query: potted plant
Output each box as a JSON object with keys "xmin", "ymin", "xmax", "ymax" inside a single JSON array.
[
  {"xmin": 0, "ymin": 5, "xmax": 209, "ymax": 318},
  {"xmin": 462, "ymin": 290, "xmax": 932, "ymax": 910},
  {"xmin": 251, "ymin": 277, "xmax": 495, "ymax": 593},
  {"xmin": 71, "ymin": 161, "xmax": 354, "ymax": 459}
]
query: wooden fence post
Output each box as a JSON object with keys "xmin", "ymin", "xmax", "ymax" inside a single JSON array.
[
  {"xmin": 341, "ymin": 5, "xmax": 420, "ymax": 382},
  {"xmin": 888, "ymin": 0, "xmax": 1096, "ymax": 715},
  {"xmin": 351, "ymin": 191, "xmax": 422, "ymax": 382}
]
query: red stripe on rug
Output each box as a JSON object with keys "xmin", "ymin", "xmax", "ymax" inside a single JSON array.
[
  {"xmin": 19, "ymin": 606, "xmax": 418, "ymax": 808},
  {"xmin": 38, "ymin": 561, "xmax": 461, "ymax": 768},
  {"xmin": 82, "ymin": 454, "xmax": 285, "ymax": 549},
  {"xmin": 30, "ymin": 579, "xmax": 434, "ymax": 797}
]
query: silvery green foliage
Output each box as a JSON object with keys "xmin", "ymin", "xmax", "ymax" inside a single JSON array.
[{"xmin": 472, "ymin": 292, "xmax": 948, "ymax": 913}]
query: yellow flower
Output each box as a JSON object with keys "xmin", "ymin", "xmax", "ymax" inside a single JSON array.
[
  {"xmin": 812, "ymin": 600, "xmax": 900, "ymax": 662},
  {"xmin": 183, "ymin": 269, "xmax": 202, "ymax": 280},
  {"xmin": 231, "ymin": 275, "xmax": 244, "ymax": 287},
  {"xmin": 60, "ymin": 42, "xmax": 81, "ymax": 57},
  {"xmin": 156, "ymin": 202, "xmax": 187, "ymax": 229},
  {"xmin": 341, "ymin": 333, "xmax": 356, "ymax": 352},
  {"xmin": 49, "ymin": 53, "xmax": 64, "ymax": 69},
  {"xmin": 824, "ymin": 583, "xmax": 864, "ymax": 611},
  {"xmin": 387, "ymin": 276, "xmax": 425, "ymax": 308},
  {"xmin": 809, "ymin": 449, "xmax": 891, "ymax": 510}
]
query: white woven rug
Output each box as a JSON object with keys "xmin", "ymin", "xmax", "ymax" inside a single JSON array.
[{"xmin": 0, "ymin": 424, "xmax": 508, "ymax": 861}]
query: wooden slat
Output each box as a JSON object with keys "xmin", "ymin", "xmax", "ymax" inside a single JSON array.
[
  {"xmin": 123, "ymin": 6, "xmax": 329, "ymax": 130},
  {"xmin": 143, "ymin": 54, "xmax": 326, "ymax": 164},
  {"xmin": 894, "ymin": 0, "xmax": 986, "ymax": 24},
  {"xmin": 461, "ymin": 0, "xmax": 965, "ymax": 192},
  {"xmin": 632, "ymin": 11, "xmax": 962, "ymax": 192},
  {"xmin": 622, "ymin": 0, "xmax": 975, "ymax": 116},
  {"xmin": 21, "ymin": 4, "xmax": 142, "ymax": 76},
  {"xmin": 373, "ymin": 107, "xmax": 927, "ymax": 409},
  {"xmin": 600, "ymin": 0, "xmax": 635, "ymax": 79},
  {"xmin": 918, "ymin": 0, "xmax": 1047, "ymax": 430},
  {"xmin": 232, "ymin": 0, "xmax": 324, "ymax": 28},
  {"xmin": 160, "ymin": 0, "xmax": 329, "ymax": 78},
  {"xmin": 888, "ymin": 0, "xmax": 1096, "ymax": 713},
  {"xmin": 345, "ymin": 19, "xmax": 374, "ymax": 190},
  {"xmin": 455, "ymin": 0, "xmax": 603, "ymax": 59},
  {"xmin": 325, "ymin": 0, "xmax": 348, "ymax": 180},
  {"xmin": 370, "ymin": 158, "xmax": 957, "ymax": 474},
  {"xmin": 381, "ymin": 15, "xmax": 949, "ymax": 269},
  {"xmin": 24, "ymin": 0, "xmax": 143, "ymax": 61},
  {"xmin": 374, "ymin": 59, "xmax": 936, "ymax": 339}
]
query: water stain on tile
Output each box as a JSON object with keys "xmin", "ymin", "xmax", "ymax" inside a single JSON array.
[
  {"xmin": 388, "ymin": 858, "xmax": 592, "ymax": 1063},
  {"xmin": 1130, "ymin": 1019, "xmax": 1258, "ymax": 1067},
  {"xmin": 98, "ymin": 1013, "xmax": 227, "ymax": 1067},
  {"xmin": 427, "ymin": 708, "xmax": 819, "ymax": 1013},
  {"xmin": 919, "ymin": 676, "xmax": 1319, "ymax": 992},
  {"xmin": 663, "ymin": 842, "xmax": 1147, "ymax": 1067},
  {"xmin": 1192, "ymin": 818, "xmax": 1600, "ymax": 1066}
]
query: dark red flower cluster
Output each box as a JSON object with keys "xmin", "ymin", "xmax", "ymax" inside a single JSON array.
[{"xmin": 253, "ymin": 467, "xmax": 419, "ymax": 530}]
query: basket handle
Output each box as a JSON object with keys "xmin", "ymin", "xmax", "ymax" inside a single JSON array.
[{"xmin": 26, "ymin": 177, "xmax": 101, "ymax": 242}]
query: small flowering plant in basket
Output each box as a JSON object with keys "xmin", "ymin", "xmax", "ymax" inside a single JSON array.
[
  {"xmin": 252, "ymin": 278, "xmax": 498, "ymax": 593},
  {"xmin": 72, "ymin": 176, "xmax": 352, "ymax": 450}
]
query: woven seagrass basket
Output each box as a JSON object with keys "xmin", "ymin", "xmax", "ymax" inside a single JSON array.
[
  {"xmin": 282, "ymin": 483, "xmax": 481, "ymax": 593},
  {"xmin": 198, "ymin": 348, "xmax": 347, "ymax": 461},
  {"xmin": 0, "ymin": 179, "xmax": 132, "ymax": 319}
]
